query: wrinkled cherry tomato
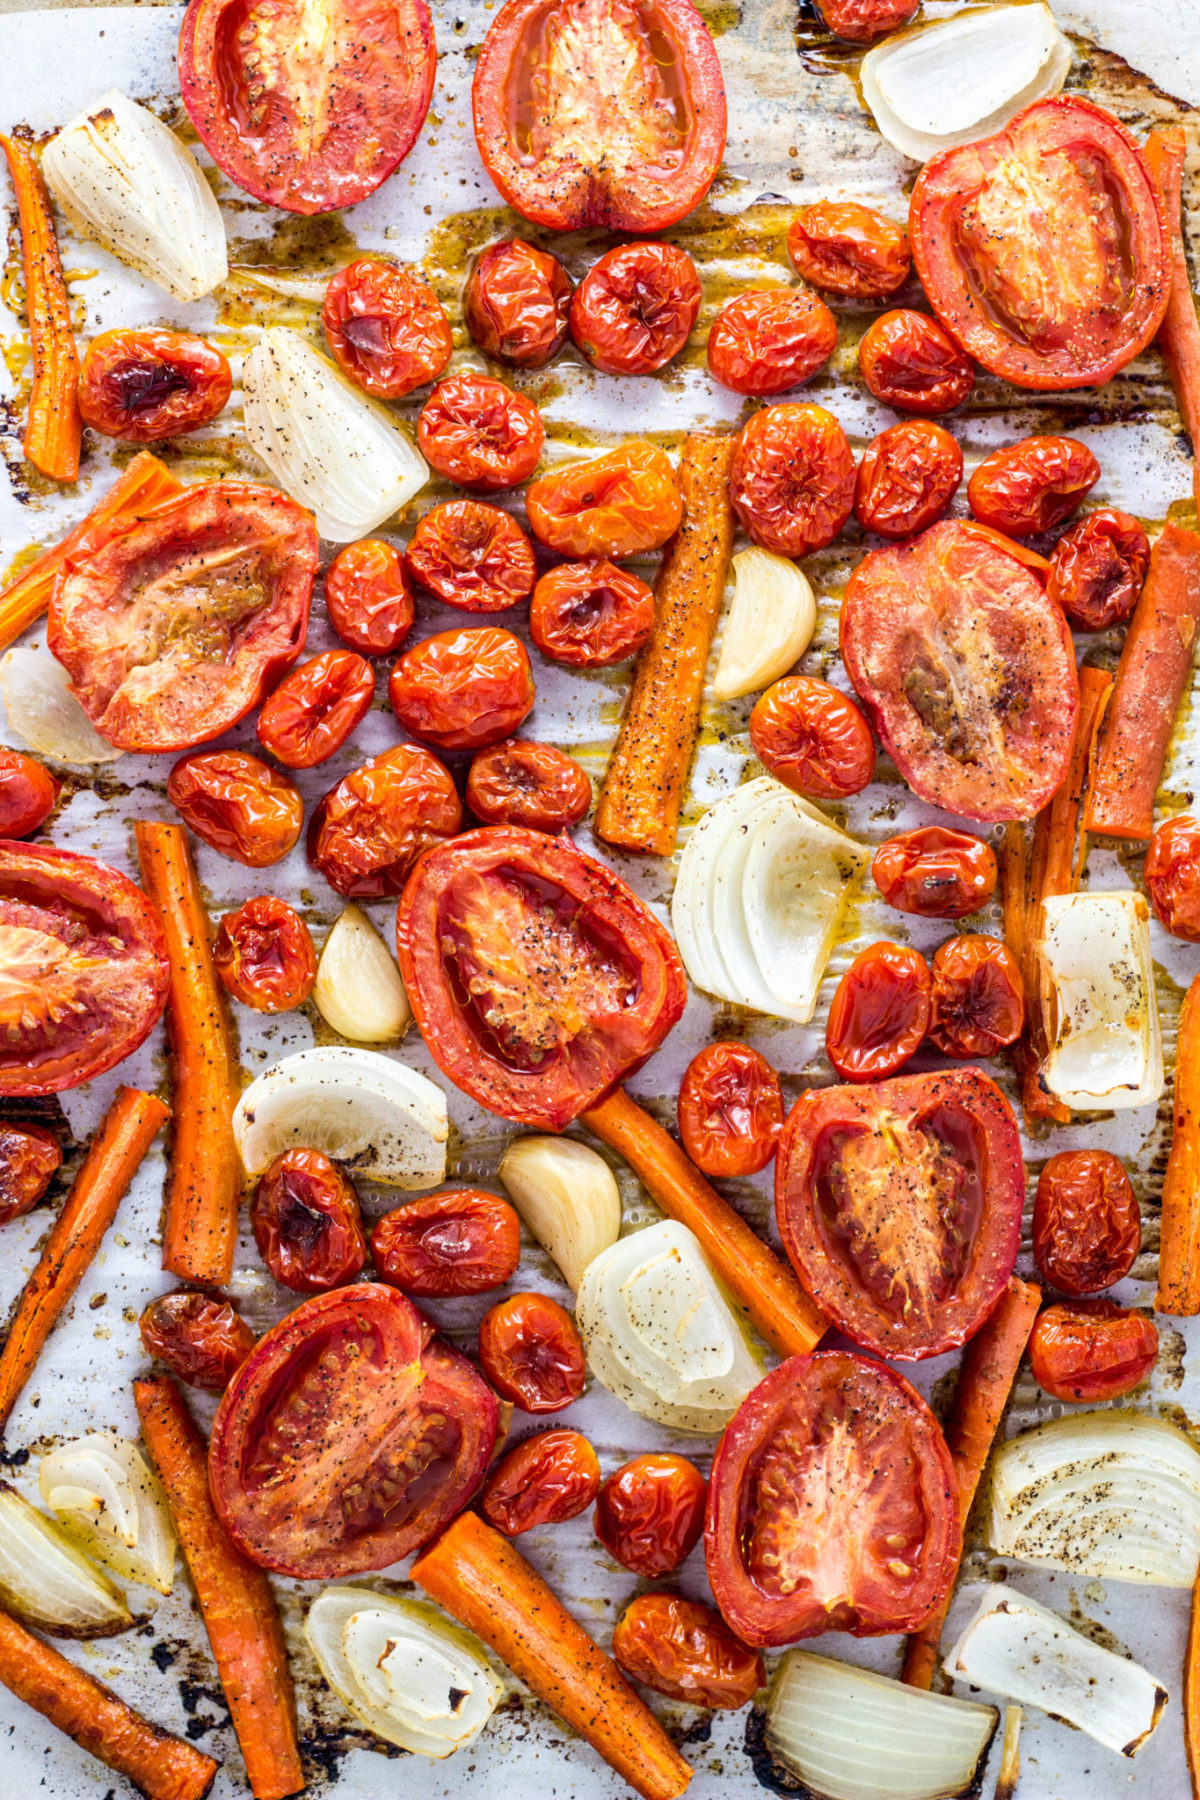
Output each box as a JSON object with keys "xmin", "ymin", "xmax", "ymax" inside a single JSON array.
[
  {"xmin": 77, "ymin": 327, "xmax": 232, "ymax": 441},
  {"xmin": 139, "ymin": 1290, "xmax": 255, "ymax": 1392},
  {"xmin": 0, "ymin": 1123, "xmax": 61, "ymax": 1225},
  {"xmin": 594, "ymin": 1453, "xmax": 706, "ymax": 1576},
  {"xmin": 478, "ymin": 1292, "xmax": 586, "ymax": 1414},
  {"xmin": 787, "ymin": 200, "xmax": 911, "ymax": 297},
  {"xmin": 729, "ymin": 404, "xmax": 856, "ymax": 556},
  {"xmin": 612, "ymin": 1595, "xmax": 764, "ymax": 1711},
  {"xmin": 1033, "ymin": 1149, "xmax": 1141, "ymax": 1295},
  {"xmin": 0, "ymin": 750, "xmax": 58, "ymax": 837},
  {"xmin": 750, "ymin": 675, "xmax": 875, "ymax": 800},
  {"xmin": 371, "ymin": 1188, "xmax": 521, "ymax": 1296},
  {"xmin": 322, "ymin": 259, "xmax": 452, "ymax": 398},
  {"xmin": 389, "ymin": 627, "xmax": 535, "ymax": 751},
  {"xmin": 324, "ymin": 540, "xmax": 414, "ymax": 657},
  {"xmin": 213, "ymin": 896, "xmax": 317, "ymax": 1013},
  {"xmin": 855, "ymin": 419, "xmax": 963, "ymax": 539},
  {"xmin": 1030, "ymin": 1299, "xmax": 1158, "ymax": 1403},
  {"xmin": 167, "ymin": 750, "xmax": 304, "ymax": 868},
  {"xmin": 465, "ymin": 238, "xmax": 573, "ymax": 369},
  {"xmin": 526, "ymin": 443, "xmax": 682, "ymax": 559},
  {"xmin": 1047, "ymin": 507, "xmax": 1150, "ymax": 630},
  {"xmin": 466, "ymin": 738, "xmax": 591, "ymax": 832},
  {"xmin": 707, "ymin": 287, "xmax": 838, "ymax": 397},
  {"xmin": 825, "ymin": 941, "xmax": 931, "ymax": 1081},
  {"xmin": 405, "ymin": 501, "xmax": 536, "ymax": 613},
  {"xmin": 480, "ymin": 1429, "xmax": 601, "ymax": 1536},
  {"xmin": 928, "ymin": 934, "xmax": 1025, "ymax": 1059},
  {"xmin": 1146, "ymin": 815, "xmax": 1200, "ymax": 941},
  {"xmin": 252, "ymin": 1147, "xmax": 367, "ymax": 1293},
  {"xmin": 859, "ymin": 310, "xmax": 975, "ymax": 414},
  {"xmin": 872, "ymin": 826, "xmax": 997, "ymax": 919},
  {"xmin": 308, "ymin": 743, "xmax": 462, "ymax": 897},
  {"xmin": 417, "ymin": 370, "xmax": 544, "ymax": 492},
  {"xmin": 257, "ymin": 650, "xmax": 374, "ymax": 769},
  {"xmin": 529, "ymin": 561, "xmax": 655, "ymax": 667},
  {"xmin": 968, "ymin": 436, "xmax": 1100, "ymax": 537},
  {"xmin": 816, "ymin": 0, "xmax": 918, "ymax": 43},
  {"xmin": 677, "ymin": 1043, "xmax": 783, "ymax": 1178},
  {"xmin": 570, "ymin": 242, "xmax": 701, "ymax": 376}
]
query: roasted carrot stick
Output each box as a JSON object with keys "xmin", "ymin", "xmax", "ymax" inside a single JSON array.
[
  {"xmin": 902, "ymin": 1276, "xmax": 1041, "ymax": 1689},
  {"xmin": 1144, "ymin": 125, "xmax": 1200, "ymax": 512},
  {"xmin": 1186, "ymin": 1569, "xmax": 1200, "ymax": 1799},
  {"xmin": 134, "ymin": 1375, "xmax": 303, "ymax": 1800},
  {"xmin": 412, "ymin": 1511, "xmax": 692, "ymax": 1800},
  {"xmin": 135, "ymin": 822, "xmax": 240, "ymax": 1287},
  {"xmin": 595, "ymin": 433, "xmax": 736, "ymax": 856},
  {"xmin": 1157, "ymin": 970, "xmax": 1200, "ymax": 1315},
  {"xmin": 0, "ymin": 1085, "xmax": 168, "ymax": 1432},
  {"xmin": 582, "ymin": 1084, "xmax": 826, "ymax": 1358},
  {"xmin": 0, "ymin": 134, "xmax": 81, "ymax": 482}
]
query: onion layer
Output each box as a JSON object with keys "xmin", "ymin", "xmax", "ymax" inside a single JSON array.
[
  {"xmin": 0, "ymin": 1480, "xmax": 132, "ymax": 1637},
  {"xmin": 39, "ymin": 1434, "xmax": 176, "ymax": 1596}
]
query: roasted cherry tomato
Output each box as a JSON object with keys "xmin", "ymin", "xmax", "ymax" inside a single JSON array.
[
  {"xmin": 729, "ymin": 404, "xmax": 855, "ymax": 556},
  {"xmin": 816, "ymin": 0, "xmax": 918, "ymax": 42},
  {"xmin": 776, "ymin": 1068, "xmax": 1024, "ymax": 1360},
  {"xmin": 1033, "ymin": 1149, "xmax": 1141, "ymax": 1295},
  {"xmin": 1146, "ymin": 815, "xmax": 1200, "ymax": 941},
  {"xmin": 257, "ymin": 650, "xmax": 374, "ymax": 770},
  {"xmin": 210, "ymin": 1283, "xmax": 498, "ymax": 1577},
  {"xmin": 873, "ymin": 827, "xmax": 997, "ymax": 920},
  {"xmin": 1030, "ymin": 1299, "xmax": 1158, "ymax": 1403},
  {"xmin": 787, "ymin": 200, "xmax": 911, "ymax": 296},
  {"xmin": 841, "ymin": 520, "xmax": 1078, "ymax": 822},
  {"xmin": 1047, "ymin": 508, "xmax": 1150, "ymax": 631},
  {"xmin": 910, "ymin": 96, "xmax": 1170, "ymax": 391},
  {"xmin": 826, "ymin": 942, "xmax": 931, "ymax": 1082},
  {"xmin": 471, "ymin": 0, "xmax": 726, "ymax": 234},
  {"xmin": 308, "ymin": 743, "xmax": 462, "ymax": 898},
  {"xmin": 213, "ymin": 896, "xmax": 317, "ymax": 1014},
  {"xmin": 466, "ymin": 738, "xmax": 592, "ymax": 832},
  {"xmin": 389, "ymin": 627, "xmax": 535, "ymax": 752},
  {"xmin": 594, "ymin": 1453, "xmax": 706, "ymax": 1576},
  {"xmin": 0, "ymin": 843, "xmax": 168, "ymax": 1096},
  {"xmin": 324, "ymin": 539, "xmax": 415, "ymax": 657},
  {"xmin": 480, "ymin": 1429, "xmax": 601, "ymax": 1536},
  {"xmin": 707, "ymin": 287, "xmax": 838, "ymax": 397},
  {"xmin": 179, "ymin": 0, "xmax": 436, "ymax": 214},
  {"xmin": 529, "ymin": 561, "xmax": 655, "ymax": 667},
  {"xmin": 139, "ymin": 1291, "xmax": 255, "ymax": 1393},
  {"xmin": 0, "ymin": 751, "xmax": 58, "ymax": 838},
  {"xmin": 612, "ymin": 1595, "xmax": 763, "ymax": 1711},
  {"xmin": 928, "ymin": 934, "xmax": 1025, "ymax": 1059},
  {"xmin": 322, "ymin": 260, "xmax": 452, "ymax": 398},
  {"xmin": 0, "ymin": 1124, "xmax": 61, "ymax": 1225},
  {"xmin": 706, "ymin": 1351, "xmax": 960, "ymax": 1645},
  {"xmin": 49, "ymin": 483, "xmax": 315, "ymax": 754},
  {"xmin": 750, "ymin": 675, "xmax": 875, "ymax": 800},
  {"xmin": 526, "ymin": 443, "xmax": 682, "ymax": 559},
  {"xmin": 855, "ymin": 420, "xmax": 963, "ymax": 540},
  {"xmin": 396, "ymin": 827, "xmax": 686, "ymax": 1130},
  {"xmin": 417, "ymin": 371, "xmax": 544, "ymax": 493},
  {"xmin": 677, "ymin": 1043, "xmax": 783, "ymax": 1178},
  {"xmin": 168, "ymin": 750, "xmax": 304, "ymax": 868},
  {"xmin": 465, "ymin": 238, "xmax": 574, "ymax": 369},
  {"xmin": 77, "ymin": 328, "xmax": 232, "ymax": 442},
  {"xmin": 968, "ymin": 436, "xmax": 1100, "ymax": 538},
  {"xmin": 859, "ymin": 310, "xmax": 975, "ymax": 415},
  {"xmin": 371, "ymin": 1188, "xmax": 521, "ymax": 1296},
  {"xmin": 406, "ymin": 501, "xmax": 537, "ymax": 613},
  {"xmin": 251, "ymin": 1148, "xmax": 367, "ymax": 1293},
  {"xmin": 570, "ymin": 242, "xmax": 701, "ymax": 376},
  {"xmin": 478, "ymin": 1292, "xmax": 587, "ymax": 1414}
]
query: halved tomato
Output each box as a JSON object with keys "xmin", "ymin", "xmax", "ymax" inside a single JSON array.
[
  {"xmin": 395, "ymin": 826, "xmax": 686, "ymax": 1130},
  {"xmin": 472, "ymin": 0, "xmax": 726, "ymax": 232},
  {"xmin": 775, "ymin": 1069, "xmax": 1024, "ymax": 1362},
  {"xmin": 910, "ymin": 96, "xmax": 1170, "ymax": 391},
  {"xmin": 209, "ymin": 1283, "xmax": 497, "ymax": 1578},
  {"xmin": 705, "ymin": 1351, "xmax": 960, "ymax": 1647},
  {"xmin": 840, "ymin": 520, "xmax": 1078, "ymax": 822},
  {"xmin": 178, "ymin": 0, "xmax": 436, "ymax": 214},
  {"xmin": 0, "ymin": 842, "xmax": 169, "ymax": 1094}
]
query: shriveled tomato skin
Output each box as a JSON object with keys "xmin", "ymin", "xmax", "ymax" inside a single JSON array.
[
  {"xmin": 1030, "ymin": 1299, "xmax": 1158, "ymax": 1403},
  {"xmin": 418, "ymin": 371, "xmax": 544, "ymax": 492},
  {"xmin": 1033, "ymin": 1149, "xmax": 1141, "ymax": 1296},
  {"xmin": 325, "ymin": 539, "xmax": 414, "ymax": 657},
  {"xmin": 594, "ymin": 1453, "xmax": 706, "ymax": 1575},
  {"xmin": 859, "ymin": 310, "xmax": 975, "ymax": 414},
  {"xmin": 1047, "ymin": 508, "xmax": 1149, "ymax": 631},
  {"xmin": 826, "ymin": 942, "xmax": 931, "ymax": 1082},
  {"xmin": 678, "ymin": 1043, "xmax": 782, "ymax": 1178},
  {"xmin": 0, "ymin": 751, "xmax": 58, "ymax": 838},
  {"xmin": 527, "ymin": 443, "xmax": 683, "ymax": 559},
  {"xmin": 465, "ymin": 239, "xmax": 574, "ymax": 368},
  {"xmin": 140, "ymin": 1291, "xmax": 255, "ymax": 1392},
  {"xmin": 257, "ymin": 650, "xmax": 374, "ymax": 769},
  {"xmin": 529, "ymin": 561, "xmax": 655, "ymax": 667},
  {"xmin": 322, "ymin": 260, "xmax": 452, "ymax": 398},
  {"xmin": 788, "ymin": 200, "xmax": 910, "ymax": 298},
  {"xmin": 405, "ymin": 501, "xmax": 537, "ymax": 613},
  {"xmin": 872, "ymin": 827, "xmax": 997, "ymax": 919},
  {"xmin": 0, "ymin": 1123, "xmax": 61, "ymax": 1225},
  {"xmin": 968, "ymin": 436, "xmax": 1100, "ymax": 538},
  {"xmin": 213, "ymin": 896, "xmax": 316, "ymax": 1014},
  {"xmin": 855, "ymin": 420, "xmax": 963, "ymax": 540},
  {"xmin": 466, "ymin": 738, "xmax": 592, "ymax": 832},
  {"xmin": 372, "ymin": 1188, "xmax": 521, "ymax": 1296},
  {"xmin": 478, "ymin": 1291, "xmax": 586, "ymax": 1413},
  {"xmin": 816, "ymin": 0, "xmax": 919, "ymax": 43},
  {"xmin": 252, "ymin": 1148, "xmax": 367, "ymax": 1293},
  {"xmin": 308, "ymin": 743, "xmax": 462, "ymax": 898},
  {"xmin": 168, "ymin": 751, "xmax": 304, "ymax": 868},
  {"xmin": 78, "ymin": 328, "xmax": 232, "ymax": 441},
  {"xmin": 481, "ymin": 1429, "xmax": 601, "ymax": 1535},
  {"xmin": 707, "ymin": 288, "xmax": 838, "ymax": 397},
  {"xmin": 613, "ymin": 1595, "xmax": 763, "ymax": 1710},
  {"xmin": 750, "ymin": 676, "xmax": 875, "ymax": 800},
  {"xmin": 928, "ymin": 934, "xmax": 1025, "ymax": 1059},
  {"xmin": 571, "ymin": 242, "xmax": 701, "ymax": 375},
  {"xmin": 389, "ymin": 627, "xmax": 535, "ymax": 751},
  {"xmin": 730, "ymin": 405, "xmax": 855, "ymax": 556},
  {"xmin": 1146, "ymin": 815, "xmax": 1200, "ymax": 941}
]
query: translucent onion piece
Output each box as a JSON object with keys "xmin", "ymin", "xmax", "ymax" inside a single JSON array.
[
  {"xmin": 498, "ymin": 1135, "xmax": 621, "ymax": 1290},
  {"xmin": 0, "ymin": 646, "xmax": 123, "ymax": 764},
  {"xmin": 1037, "ymin": 890, "xmax": 1162, "ymax": 1111},
  {"xmin": 42, "ymin": 90, "xmax": 227, "ymax": 303},
  {"xmin": 39, "ymin": 1434, "xmax": 177, "ymax": 1596},
  {"xmin": 313, "ymin": 905, "xmax": 411, "ymax": 1043},
  {"xmin": 712, "ymin": 548, "xmax": 817, "ymax": 702},
  {"xmin": 0, "ymin": 1481, "xmax": 132, "ymax": 1637}
]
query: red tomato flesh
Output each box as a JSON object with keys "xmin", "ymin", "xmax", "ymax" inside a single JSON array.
[{"xmin": 1029, "ymin": 1299, "xmax": 1158, "ymax": 1403}]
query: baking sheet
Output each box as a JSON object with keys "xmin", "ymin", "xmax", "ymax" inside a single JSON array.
[{"xmin": 1, "ymin": 1, "xmax": 1200, "ymax": 1795}]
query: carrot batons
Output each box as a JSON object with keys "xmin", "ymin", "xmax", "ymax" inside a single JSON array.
[
  {"xmin": 1143, "ymin": 124, "xmax": 1200, "ymax": 513},
  {"xmin": 0, "ymin": 134, "xmax": 81, "ymax": 482},
  {"xmin": 1157, "ymin": 970, "xmax": 1200, "ymax": 1316}
]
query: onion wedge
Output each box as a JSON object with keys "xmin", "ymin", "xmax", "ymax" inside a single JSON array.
[
  {"xmin": 0, "ymin": 646, "xmax": 123, "ymax": 764},
  {"xmin": 1036, "ymin": 891, "xmax": 1162, "ymax": 1112},
  {"xmin": 0, "ymin": 1482, "xmax": 132, "ymax": 1637},
  {"xmin": 39, "ymin": 1435, "xmax": 176, "ymax": 1597}
]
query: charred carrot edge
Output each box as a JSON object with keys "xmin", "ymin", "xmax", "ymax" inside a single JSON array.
[
  {"xmin": 0, "ymin": 135, "xmax": 81, "ymax": 482},
  {"xmin": 1144, "ymin": 125, "xmax": 1200, "ymax": 512},
  {"xmin": 134, "ymin": 1375, "xmax": 303, "ymax": 1800},
  {"xmin": 412, "ymin": 1511, "xmax": 692, "ymax": 1800},
  {"xmin": 1186, "ymin": 1571, "xmax": 1200, "ymax": 1799},
  {"xmin": 1157, "ymin": 970, "xmax": 1200, "ymax": 1315},
  {"xmin": 135, "ymin": 822, "xmax": 240, "ymax": 1287},
  {"xmin": 595, "ymin": 433, "xmax": 736, "ymax": 857},
  {"xmin": 902, "ymin": 1277, "xmax": 1041, "ymax": 1689},
  {"xmin": 581, "ymin": 1085, "xmax": 826, "ymax": 1358},
  {"xmin": 0, "ymin": 1086, "xmax": 168, "ymax": 1432}
]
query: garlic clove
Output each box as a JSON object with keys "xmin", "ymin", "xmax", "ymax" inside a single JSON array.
[
  {"xmin": 498, "ymin": 1135, "xmax": 621, "ymax": 1290},
  {"xmin": 314, "ymin": 905, "xmax": 411, "ymax": 1043},
  {"xmin": 712, "ymin": 548, "xmax": 817, "ymax": 702}
]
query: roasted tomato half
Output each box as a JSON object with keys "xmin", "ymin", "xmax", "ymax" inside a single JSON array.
[
  {"xmin": 388, "ymin": 626, "xmax": 535, "ymax": 751},
  {"xmin": 140, "ymin": 1291, "xmax": 255, "ymax": 1393},
  {"xmin": 481, "ymin": 1429, "xmax": 600, "ymax": 1535},
  {"xmin": 570, "ymin": 242, "xmax": 702, "ymax": 376},
  {"xmin": 322, "ymin": 260, "xmax": 452, "ymax": 399},
  {"xmin": 910, "ymin": 96, "xmax": 1170, "ymax": 390},
  {"xmin": 705, "ymin": 1351, "xmax": 960, "ymax": 1646},
  {"xmin": 0, "ymin": 1123, "xmax": 61, "ymax": 1225},
  {"xmin": 787, "ymin": 200, "xmax": 910, "ymax": 298},
  {"xmin": 405, "ymin": 501, "xmax": 537, "ymax": 613},
  {"xmin": 1047, "ymin": 508, "xmax": 1150, "ymax": 631},
  {"xmin": 775, "ymin": 1068, "xmax": 1024, "ymax": 1361},
  {"xmin": 529, "ymin": 561, "xmax": 656, "ymax": 667},
  {"xmin": 825, "ymin": 942, "xmax": 931, "ymax": 1082},
  {"xmin": 859, "ymin": 310, "xmax": 975, "ymax": 415},
  {"xmin": 677, "ymin": 1043, "xmax": 782, "ymax": 1178},
  {"xmin": 77, "ymin": 328, "xmax": 232, "ymax": 442},
  {"xmin": 214, "ymin": 896, "xmax": 317, "ymax": 1013},
  {"xmin": 308, "ymin": 743, "xmax": 462, "ymax": 898},
  {"xmin": 706, "ymin": 288, "xmax": 838, "ymax": 398},
  {"xmin": 168, "ymin": 751, "xmax": 304, "ymax": 869},
  {"xmin": 50, "ymin": 483, "xmax": 316, "ymax": 754},
  {"xmin": 257, "ymin": 650, "xmax": 375, "ymax": 769},
  {"xmin": 209, "ymin": 1282, "xmax": 498, "ymax": 1578},
  {"xmin": 471, "ymin": 0, "xmax": 726, "ymax": 233},
  {"xmin": 855, "ymin": 420, "xmax": 963, "ymax": 541},
  {"xmin": 396, "ymin": 825, "xmax": 687, "ymax": 1129},
  {"xmin": 325, "ymin": 539, "xmax": 414, "ymax": 657},
  {"xmin": 417, "ymin": 371, "xmax": 544, "ymax": 493},
  {"xmin": 1033, "ymin": 1149, "xmax": 1141, "ymax": 1296},
  {"xmin": 466, "ymin": 738, "xmax": 592, "ymax": 833},
  {"xmin": 613, "ymin": 1595, "xmax": 764, "ymax": 1710},
  {"xmin": 967, "ymin": 436, "xmax": 1100, "ymax": 538},
  {"xmin": 840, "ymin": 520, "xmax": 1078, "ymax": 822},
  {"xmin": 872, "ymin": 826, "xmax": 997, "ymax": 920},
  {"xmin": 1146, "ymin": 815, "xmax": 1200, "ymax": 941},
  {"xmin": 0, "ymin": 751, "xmax": 58, "ymax": 839},
  {"xmin": 730, "ymin": 404, "xmax": 855, "ymax": 556},
  {"xmin": 1029, "ymin": 1299, "xmax": 1158, "ymax": 1404},
  {"xmin": 465, "ymin": 238, "xmax": 574, "ymax": 368},
  {"xmin": 526, "ymin": 443, "xmax": 682, "ymax": 559}
]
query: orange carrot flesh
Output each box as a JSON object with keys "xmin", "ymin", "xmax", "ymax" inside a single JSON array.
[
  {"xmin": 1157, "ymin": 970, "xmax": 1200, "ymax": 1316},
  {"xmin": 134, "ymin": 1375, "xmax": 303, "ymax": 1800},
  {"xmin": 412, "ymin": 1511, "xmax": 692, "ymax": 1800},
  {"xmin": 1186, "ymin": 1571, "xmax": 1200, "ymax": 1799},
  {"xmin": 581, "ymin": 1084, "xmax": 826, "ymax": 1358},
  {"xmin": 595, "ymin": 433, "xmax": 736, "ymax": 857},
  {"xmin": 0, "ymin": 135, "xmax": 81, "ymax": 483},
  {"xmin": 0, "ymin": 1085, "xmax": 168, "ymax": 1432},
  {"xmin": 135, "ymin": 822, "xmax": 240, "ymax": 1286},
  {"xmin": 1144, "ymin": 125, "xmax": 1200, "ymax": 511}
]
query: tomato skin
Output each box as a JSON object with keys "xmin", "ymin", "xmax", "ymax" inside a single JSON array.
[
  {"xmin": 570, "ymin": 243, "xmax": 701, "ymax": 376},
  {"xmin": 529, "ymin": 561, "xmax": 655, "ymax": 667},
  {"xmin": 872, "ymin": 827, "xmax": 997, "ymax": 920},
  {"xmin": 322, "ymin": 260, "xmax": 452, "ymax": 399},
  {"xmin": 251, "ymin": 1148, "xmax": 367, "ymax": 1293},
  {"xmin": 406, "ymin": 501, "xmax": 537, "ymax": 613},
  {"xmin": 168, "ymin": 751, "xmax": 304, "ymax": 868},
  {"xmin": 730, "ymin": 404, "xmax": 856, "ymax": 556},
  {"xmin": 1033, "ymin": 1149, "xmax": 1141, "ymax": 1296},
  {"xmin": 371, "ymin": 1188, "xmax": 521, "ymax": 1297},
  {"xmin": 859, "ymin": 310, "xmax": 975, "ymax": 415},
  {"xmin": 257, "ymin": 650, "xmax": 374, "ymax": 770},
  {"xmin": 968, "ymin": 436, "xmax": 1100, "ymax": 538},
  {"xmin": 526, "ymin": 443, "xmax": 682, "ymax": 559},
  {"xmin": 78, "ymin": 328, "xmax": 232, "ymax": 442},
  {"xmin": 0, "ymin": 751, "xmax": 58, "ymax": 838},
  {"xmin": 612, "ymin": 1595, "xmax": 763, "ymax": 1710},
  {"xmin": 213, "ymin": 896, "xmax": 316, "ymax": 1014},
  {"xmin": 139, "ymin": 1291, "xmax": 255, "ymax": 1393},
  {"xmin": 324, "ymin": 539, "xmax": 415, "ymax": 657},
  {"xmin": 826, "ymin": 942, "xmax": 931, "ymax": 1082},
  {"xmin": 1145, "ymin": 815, "xmax": 1200, "ymax": 941},
  {"xmin": 787, "ymin": 200, "xmax": 911, "ymax": 297},
  {"xmin": 677, "ymin": 1043, "xmax": 783, "ymax": 1178},
  {"xmin": 465, "ymin": 239, "xmax": 574, "ymax": 369},
  {"xmin": 0, "ymin": 1124, "xmax": 61, "ymax": 1225},
  {"xmin": 817, "ymin": 0, "xmax": 919, "ymax": 42},
  {"xmin": 707, "ymin": 288, "xmax": 838, "ymax": 397},
  {"xmin": 1030, "ymin": 1299, "xmax": 1158, "ymax": 1403},
  {"xmin": 480, "ymin": 1429, "xmax": 601, "ymax": 1536},
  {"xmin": 389, "ymin": 627, "xmax": 535, "ymax": 752},
  {"xmin": 1048, "ymin": 508, "xmax": 1150, "ymax": 631},
  {"xmin": 594, "ymin": 1454, "xmax": 706, "ymax": 1576},
  {"xmin": 478, "ymin": 1292, "xmax": 586, "ymax": 1414},
  {"xmin": 750, "ymin": 676, "xmax": 875, "ymax": 801},
  {"xmin": 928, "ymin": 934, "xmax": 1025, "ymax": 1059},
  {"xmin": 417, "ymin": 371, "xmax": 544, "ymax": 493},
  {"xmin": 855, "ymin": 420, "xmax": 963, "ymax": 540},
  {"xmin": 308, "ymin": 743, "xmax": 462, "ymax": 898},
  {"xmin": 466, "ymin": 738, "xmax": 592, "ymax": 832}
]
